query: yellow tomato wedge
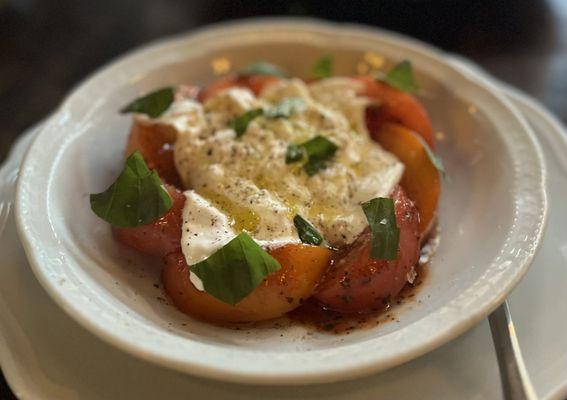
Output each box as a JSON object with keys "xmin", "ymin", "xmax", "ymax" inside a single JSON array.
[
  {"xmin": 372, "ymin": 122, "xmax": 441, "ymax": 236},
  {"xmin": 163, "ymin": 244, "xmax": 333, "ymax": 323}
]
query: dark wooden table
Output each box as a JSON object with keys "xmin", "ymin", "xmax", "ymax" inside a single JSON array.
[{"xmin": 1, "ymin": 0, "xmax": 566, "ymax": 398}]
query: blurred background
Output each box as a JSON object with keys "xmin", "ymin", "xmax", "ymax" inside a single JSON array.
[
  {"xmin": 0, "ymin": 0, "xmax": 566, "ymax": 396},
  {"xmin": 1, "ymin": 0, "xmax": 567, "ymax": 163}
]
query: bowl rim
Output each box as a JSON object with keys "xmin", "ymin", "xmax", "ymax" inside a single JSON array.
[{"xmin": 14, "ymin": 18, "xmax": 548, "ymax": 384}]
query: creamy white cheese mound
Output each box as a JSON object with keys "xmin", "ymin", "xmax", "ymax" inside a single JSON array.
[{"xmin": 153, "ymin": 77, "xmax": 404, "ymax": 284}]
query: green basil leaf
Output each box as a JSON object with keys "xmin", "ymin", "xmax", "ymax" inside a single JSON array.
[
  {"xmin": 311, "ymin": 55, "xmax": 333, "ymax": 79},
  {"xmin": 384, "ymin": 60, "xmax": 419, "ymax": 94},
  {"xmin": 361, "ymin": 197, "xmax": 400, "ymax": 260},
  {"xmin": 230, "ymin": 108, "xmax": 264, "ymax": 137},
  {"xmin": 120, "ymin": 87, "xmax": 174, "ymax": 118},
  {"xmin": 285, "ymin": 144, "xmax": 305, "ymax": 163},
  {"xmin": 293, "ymin": 215, "xmax": 324, "ymax": 246},
  {"xmin": 190, "ymin": 232, "xmax": 282, "ymax": 305},
  {"xmin": 301, "ymin": 135, "xmax": 338, "ymax": 176},
  {"xmin": 239, "ymin": 61, "xmax": 288, "ymax": 78},
  {"xmin": 90, "ymin": 151, "xmax": 173, "ymax": 227},
  {"xmin": 301, "ymin": 135, "xmax": 338, "ymax": 160},
  {"xmin": 264, "ymin": 97, "xmax": 306, "ymax": 118},
  {"xmin": 286, "ymin": 136, "xmax": 339, "ymax": 175}
]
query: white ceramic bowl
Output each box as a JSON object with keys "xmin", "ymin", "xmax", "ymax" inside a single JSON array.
[{"xmin": 15, "ymin": 19, "xmax": 547, "ymax": 384}]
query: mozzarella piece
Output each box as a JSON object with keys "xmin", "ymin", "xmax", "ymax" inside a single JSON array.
[
  {"xmin": 181, "ymin": 190, "xmax": 299, "ymax": 291},
  {"xmin": 181, "ymin": 191, "xmax": 234, "ymax": 291},
  {"xmin": 181, "ymin": 191, "xmax": 235, "ymax": 265}
]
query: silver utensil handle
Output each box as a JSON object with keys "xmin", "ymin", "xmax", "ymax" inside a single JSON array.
[{"xmin": 489, "ymin": 301, "xmax": 538, "ymax": 400}]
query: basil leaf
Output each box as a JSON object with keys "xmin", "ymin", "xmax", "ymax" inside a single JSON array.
[
  {"xmin": 293, "ymin": 215, "xmax": 324, "ymax": 246},
  {"xmin": 361, "ymin": 197, "xmax": 400, "ymax": 260},
  {"xmin": 285, "ymin": 144, "xmax": 305, "ymax": 163},
  {"xmin": 384, "ymin": 60, "xmax": 419, "ymax": 94},
  {"xmin": 120, "ymin": 87, "xmax": 174, "ymax": 118},
  {"xmin": 230, "ymin": 108, "xmax": 264, "ymax": 137},
  {"xmin": 90, "ymin": 151, "xmax": 173, "ymax": 227},
  {"xmin": 301, "ymin": 135, "xmax": 338, "ymax": 160},
  {"xmin": 311, "ymin": 55, "xmax": 333, "ymax": 79},
  {"xmin": 423, "ymin": 142, "xmax": 446, "ymax": 177},
  {"xmin": 286, "ymin": 136, "xmax": 339, "ymax": 175},
  {"xmin": 264, "ymin": 98, "xmax": 306, "ymax": 118},
  {"xmin": 301, "ymin": 136, "xmax": 338, "ymax": 176},
  {"xmin": 190, "ymin": 232, "xmax": 281, "ymax": 305},
  {"xmin": 231, "ymin": 98, "xmax": 305, "ymax": 137},
  {"xmin": 239, "ymin": 61, "xmax": 288, "ymax": 78}
]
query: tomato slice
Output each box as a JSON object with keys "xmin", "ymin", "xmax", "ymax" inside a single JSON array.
[
  {"xmin": 357, "ymin": 76, "xmax": 435, "ymax": 148},
  {"xmin": 313, "ymin": 186, "xmax": 420, "ymax": 313},
  {"xmin": 112, "ymin": 186, "xmax": 185, "ymax": 258}
]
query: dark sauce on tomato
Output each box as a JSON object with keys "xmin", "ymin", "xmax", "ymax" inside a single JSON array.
[{"xmin": 288, "ymin": 263, "xmax": 429, "ymax": 334}]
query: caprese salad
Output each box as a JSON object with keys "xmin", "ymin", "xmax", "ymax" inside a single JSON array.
[{"xmin": 90, "ymin": 57, "xmax": 442, "ymax": 325}]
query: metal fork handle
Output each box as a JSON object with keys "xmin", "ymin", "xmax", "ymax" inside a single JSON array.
[{"xmin": 489, "ymin": 301, "xmax": 538, "ymax": 400}]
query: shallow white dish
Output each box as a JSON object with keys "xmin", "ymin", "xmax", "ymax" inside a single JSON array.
[{"xmin": 14, "ymin": 20, "xmax": 547, "ymax": 384}]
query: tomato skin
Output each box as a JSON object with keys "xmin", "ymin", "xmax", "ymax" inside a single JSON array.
[
  {"xmin": 198, "ymin": 73, "xmax": 282, "ymax": 102},
  {"xmin": 313, "ymin": 186, "xmax": 420, "ymax": 313},
  {"xmin": 163, "ymin": 244, "xmax": 333, "ymax": 323},
  {"xmin": 357, "ymin": 76, "xmax": 434, "ymax": 148},
  {"xmin": 112, "ymin": 186, "xmax": 185, "ymax": 258}
]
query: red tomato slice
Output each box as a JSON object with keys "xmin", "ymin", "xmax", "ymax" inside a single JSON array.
[
  {"xmin": 313, "ymin": 186, "xmax": 420, "ymax": 313},
  {"xmin": 112, "ymin": 186, "xmax": 185, "ymax": 258},
  {"xmin": 357, "ymin": 76, "xmax": 435, "ymax": 148}
]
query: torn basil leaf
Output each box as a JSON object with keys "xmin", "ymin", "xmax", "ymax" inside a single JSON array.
[
  {"xmin": 361, "ymin": 197, "xmax": 400, "ymax": 260},
  {"xmin": 190, "ymin": 232, "xmax": 281, "ymax": 305},
  {"xmin": 311, "ymin": 55, "xmax": 333, "ymax": 79},
  {"xmin": 230, "ymin": 108, "xmax": 264, "ymax": 137},
  {"xmin": 384, "ymin": 60, "xmax": 419, "ymax": 94},
  {"xmin": 264, "ymin": 98, "xmax": 306, "ymax": 118},
  {"xmin": 286, "ymin": 136, "xmax": 339, "ymax": 175},
  {"xmin": 90, "ymin": 151, "xmax": 173, "ymax": 227},
  {"xmin": 293, "ymin": 215, "xmax": 324, "ymax": 246},
  {"xmin": 239, "ymin": 61, "xmax": 288, "ymax": 78},
  {"xmin": 120, "ymin": 87, "xmax": 174, "ymax": 118}
]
